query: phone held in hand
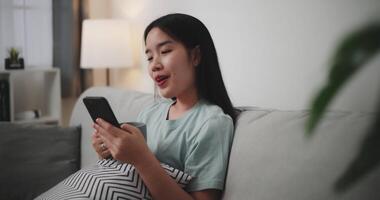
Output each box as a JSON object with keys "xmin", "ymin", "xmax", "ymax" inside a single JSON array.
[{"xmin": 83, "ymin": 96, "xmax": 120, "ymax": 127}]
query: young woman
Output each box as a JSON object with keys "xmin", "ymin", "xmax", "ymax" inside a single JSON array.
[{"xmin": 92, "ymin": 13, "xmax": 236, "ymax": 200}]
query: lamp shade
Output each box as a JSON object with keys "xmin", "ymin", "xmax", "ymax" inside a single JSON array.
[{"xmin": 80, "ymin": 19, "xmax": 133, "ymax": 69}]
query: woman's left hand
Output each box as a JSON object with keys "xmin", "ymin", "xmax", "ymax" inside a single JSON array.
[{"xmin": 93, "ymin": 118, "xmax": 151, "ymax": 166}]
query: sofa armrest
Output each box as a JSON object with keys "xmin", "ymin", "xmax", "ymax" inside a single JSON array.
[{"xmin": 0, "ymin": 122, "xmax": 81, "ymax": 200}]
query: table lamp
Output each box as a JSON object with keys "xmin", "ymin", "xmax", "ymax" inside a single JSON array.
[{"xmin": 80, "ymin": 19, "xmax": 132, "ymax": 86}]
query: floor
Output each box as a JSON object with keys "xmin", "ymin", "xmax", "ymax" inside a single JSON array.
[{"xmin": 61, "ymin": 97, "xmax": 78, "ymax": 127}]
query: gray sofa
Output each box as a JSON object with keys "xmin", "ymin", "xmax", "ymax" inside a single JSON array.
[
  {"xmin": 0, "ymin": 123, "xmax": 81, "ymax": 199},
  {"xmin": 70, "ymin": 86, "xmax": 380, "ymax": 200}
]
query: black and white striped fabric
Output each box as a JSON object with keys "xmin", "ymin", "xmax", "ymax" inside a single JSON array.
[{"xmin": 35, "ymin": 159, "xmax": 192, "ymax": 200}]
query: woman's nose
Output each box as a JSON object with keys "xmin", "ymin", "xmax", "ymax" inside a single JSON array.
[{"xmin": 150, "ymin": 58, "xmax": 163, "ymax": 72}]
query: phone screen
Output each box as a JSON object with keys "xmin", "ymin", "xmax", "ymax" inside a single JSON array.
[{"xmin": 83, "ymin": 96, "xmax": 120, "ymax": 127}]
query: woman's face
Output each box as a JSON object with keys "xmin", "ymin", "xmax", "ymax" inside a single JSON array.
[{"xmin": 145, "ymin": 28, "xmax": 198, "ymax": 99}]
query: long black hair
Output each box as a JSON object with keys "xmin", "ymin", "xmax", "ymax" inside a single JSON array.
[{"xmin": 144, "ymin": 13, "xmax": 237, "ymax": 125}]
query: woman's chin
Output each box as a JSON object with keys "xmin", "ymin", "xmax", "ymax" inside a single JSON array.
[{"xmin": 158, "ymin": 89, "xmax": 173, "ymax": 99}]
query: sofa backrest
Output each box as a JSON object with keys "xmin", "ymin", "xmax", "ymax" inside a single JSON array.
[{"xmin": 223, "ymin": 107, "xmax": 379, "ymax": 200}]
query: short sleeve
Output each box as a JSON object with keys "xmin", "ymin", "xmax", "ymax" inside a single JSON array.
[
  {"xmin": 136, "ymin": 109, "xmax": 144, "ymax": 122},
  {"xmin": 184, "ymin": 116, "xmax": 234, "ymax": 192}
]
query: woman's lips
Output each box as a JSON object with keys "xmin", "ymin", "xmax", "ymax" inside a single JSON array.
[{"xmin": 156, "ymin": 76, "xmax": 169, "ymax": 88}]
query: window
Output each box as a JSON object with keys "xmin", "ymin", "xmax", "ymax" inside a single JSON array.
[{"xmin": 0, "ymin": 0, "xmax": 52, "ymax": 69}]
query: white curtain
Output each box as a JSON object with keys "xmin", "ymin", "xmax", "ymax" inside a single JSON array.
[{"xmin": 0, "ymin": 0, "xmax": 52, "ymax": 70}]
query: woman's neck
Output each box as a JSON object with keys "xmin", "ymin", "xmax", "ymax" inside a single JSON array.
[
  {"xmin": 173, "ymin": 87, "xmax": 199, "ymax": 112},
  {"xmin": 167, "ymin": 87, "xmax": 199, "ymax": 120}
]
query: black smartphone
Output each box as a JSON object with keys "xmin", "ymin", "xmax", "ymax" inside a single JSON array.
[{"xmin": 83, "ymin": 96, "xmax": 120, "ymax": 127}]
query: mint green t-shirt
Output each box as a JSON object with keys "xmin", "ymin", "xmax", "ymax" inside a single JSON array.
[{"xmin": 137, "ymin": 98, "xmax": 234, "ymax": 192}]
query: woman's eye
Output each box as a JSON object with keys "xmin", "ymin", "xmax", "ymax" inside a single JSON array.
[{"xmin": 161, "ymin": 49, "xmax": 172, "ymax": 54}]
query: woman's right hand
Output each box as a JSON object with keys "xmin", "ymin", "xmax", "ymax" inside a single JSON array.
[{"xmin": 91, "ymin": 130, "xmax": 112, "ymax": 159}]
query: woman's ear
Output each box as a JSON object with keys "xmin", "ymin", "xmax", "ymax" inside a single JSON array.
[{"xmin": 191, "ymin": 46, "xmax": 201, "ymax": 67}]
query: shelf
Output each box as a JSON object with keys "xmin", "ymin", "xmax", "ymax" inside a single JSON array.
[
  {"xmin": 13, "ymin": 116, "xmax": 60, "ymax": 125},
  {"xmin": 0, "ymin": 68, "xmax": 62, "ymax": 125},
  {"xmin": 0, "ymin": 68, "xmax": 59, "ymax": 74}
]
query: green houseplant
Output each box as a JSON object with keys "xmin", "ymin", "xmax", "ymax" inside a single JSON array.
[
  {"xmin": 307, "ymin": 22, "xmax": 380, "ymax": 192},
  {"xmin": 5, "ymin": 47, "xmax": 24, "ymax": 70}
]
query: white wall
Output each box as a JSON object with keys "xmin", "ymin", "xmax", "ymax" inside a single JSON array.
[{"xmin": 88, "ymin": 0, "xmax": 380, "ymax": 112}]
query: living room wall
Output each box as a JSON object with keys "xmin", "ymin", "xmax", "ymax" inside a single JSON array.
[{"xmin": 104, "ymin": 0, "xmax": 380, "ymax": 112}]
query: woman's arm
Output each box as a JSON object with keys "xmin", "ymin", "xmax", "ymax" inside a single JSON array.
[
  {"xmin": 135, "ymin": 148, "xmax": 221, "ymax": 200},
  {"xmin": 94, "ymin": 118, "xmax": 221, "ymax": 200},
  {"xmin": 190, "ymin": 190, "xmax": 221, "ymax": 199}
]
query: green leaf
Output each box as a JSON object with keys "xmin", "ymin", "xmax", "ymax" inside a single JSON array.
[
  {"xmin": 334, "ymin": 103, "xmax": 380, "ymax": 192},
  {"xmin": 307, "ymin": 23, "xmax": 380, "ymax": 135},
  {"xmin": 8, "ymin": 47, "xmax": 20, "ymax": 61},
  {"xmin": 306, "ymin": 22, "xmax": 380, "ymax": 193}
]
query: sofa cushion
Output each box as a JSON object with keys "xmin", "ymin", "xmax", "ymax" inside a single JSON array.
[
  {"xmin": 223, "ymin": 108, "xmax": 380, "ymax": 200},
  {"xmin": 0, "ymin": 122, "xmax": 81, "ymax": 200}
]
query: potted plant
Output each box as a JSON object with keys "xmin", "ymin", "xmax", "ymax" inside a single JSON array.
[
  {"xmin": 307, "ymin": 23, "xmax": 380, "ymax": 193},
  {"xmin": 5, "ymin": 47, "xmax": 24, "ymax": 70}
]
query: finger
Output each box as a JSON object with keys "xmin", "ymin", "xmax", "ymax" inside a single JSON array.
[
  {"xmin": 101, "ymin": 150, "xmax": 112, "ymax": 158},
  {"xmin": 93, "ymin": 123, "xmax": 112, "ymax": 139},
  {"xmin": 94, "ymin": 124, "xmax": 117, "ymax": 153},
  {"xmin": 91, "ymin": 133, "xmax": 101, "ymax": 148},
  {"xmin": 97, "ymin": 142, "xmax": 110, "ymax": 155},
  {"xmin": 92, "ymin": 125, "xmax": 102, "ymax": 137},
  {"xmin": 93, "ymin": 130, "xmax": 101, "ymax": 138},
  {"xmin": 120, "ymin": 123, "xmax": 139, "ymax": 134},
  {"xmin": 92, "ymin": 134, "xmax": 103, "ymax": 145},
  {"xmin": 93, "ymin": 123, "xmax": 113, "ymax": 141},
  {"xmin": 101, "ymin": 146, "xmax": 110, "ymax": 153},
  {"xmin": 96, "ymin": 145, "xmax": 103, "ymax": 154},
  {"xmin": 99, "ymin": 135, "xmax": 115, "ymax": 154},
  {"xmin": 92, "ymin": 132, "xmax": 100, "ymax": 141},
  {"xmin": 93, "ymin": 134, "xmax": 106, "ymax": 151},
  {"xmin": 96, "ymin": 118, "xmax": 119, "ymax": 137},
  {"xmin": 97, "ymin": 145, "xmax": 110, "ymax": 158},
  {"xmin": 94, "ymin": 119, "xmax": 126, "ymax": 146}
]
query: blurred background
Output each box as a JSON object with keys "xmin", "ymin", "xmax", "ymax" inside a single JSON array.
[{"xmin": 0, "ymin": 0, "xmax": 379, "ymax": 126}]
